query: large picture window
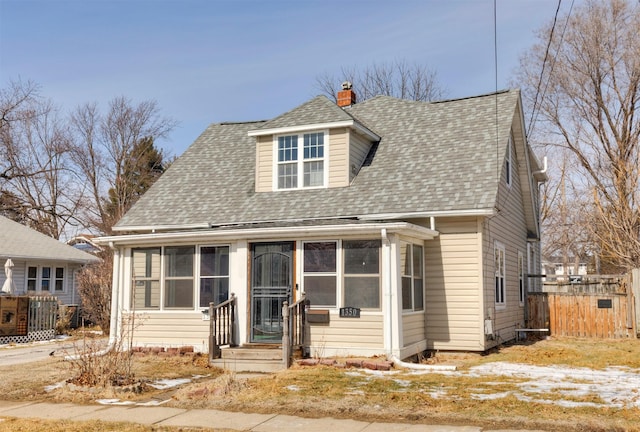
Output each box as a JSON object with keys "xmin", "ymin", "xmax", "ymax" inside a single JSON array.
[
  {"xmin": 200, "ymin": 246, "xmax": 230, "ymax": 307},
  {"xmin": 303, "ymin": 242, "xmax": 337, "ymax": 307},
  {"xmin": 401, "ymin": 242, "xmax": 424, "ymax": 311},
  {"xmin": 276, "ymin": 132, "xmax": 325, "ymax": 189},
  {"xmin": 343, "ymin": 240, "xmax": 381, "ymax": 309}
]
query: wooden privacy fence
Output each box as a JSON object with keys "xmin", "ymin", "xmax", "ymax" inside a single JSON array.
[{"xmin": 527, "ymin": 274, "xmax": 636, "ymax": 339}]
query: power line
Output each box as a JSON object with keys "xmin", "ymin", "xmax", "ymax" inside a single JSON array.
[
  {"xmin": 529, "ymin": 0, "xmax": 575, "ymax": 140},
  {"xmin": 527, "ymin": 0, "xmax": 563, "ymax": 140}
]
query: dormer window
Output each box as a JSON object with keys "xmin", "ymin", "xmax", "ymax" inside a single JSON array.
[{"xmin": 276, "ymin": 131, "xmax": 326, "ymax": 189}]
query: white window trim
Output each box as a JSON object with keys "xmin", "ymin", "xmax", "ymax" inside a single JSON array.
[
  {"xmin": 25, "ymin": 264, "xmax": 66, "ymax": 294},
  {"xmin": 272, "ymin": 129, "xmax": 329, "ymax": 190},
  {"xmin": 298, "ymin": 239, "xmax": 382, "ymax": 312},
  {"xmin": 505, "ymin": 135, "xmax": 513, "ymax": 187},
  {"xmin": 197, "ymin": 244, "xmax": 231, "ymax": 309},
  {"xmin": 494, "ymin": 241, "xmax": 506, "ymax": 310},
  {"xmin": 301, "ymin": 240, "xmax": 339, "ymax": 308},
  {"xmin": 401, "ymin": 241, "xmax": 424, "ymax": 313},
  {"xmin": 518, "ymin": 251, "xmax": 525, "ymax": 306}
]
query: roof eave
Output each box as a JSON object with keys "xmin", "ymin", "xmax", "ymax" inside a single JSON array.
[
  {"xmin": 247, "ymin": 120, "xmax": 380, "ymax": 141},
  {"xmin": 97, "ymin": 221, "xmax": 438, "ymax": 247}
]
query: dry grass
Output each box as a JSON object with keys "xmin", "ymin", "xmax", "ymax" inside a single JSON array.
[
  {"xmin": 1, "ymin": 336, "xmax": 639, "ymax": 431},
  {"xmin": 0, "ymin": 418, "xmax": 233, "ymax": 431}
]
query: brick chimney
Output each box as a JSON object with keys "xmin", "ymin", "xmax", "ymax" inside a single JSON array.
[{"xmin": 337, "ymin": 81, "xmax": 356, "ymax": 107}]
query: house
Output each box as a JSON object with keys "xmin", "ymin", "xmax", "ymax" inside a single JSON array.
[
  {"xmin": 67, "ymin": 234, "xmax": 103, "ymax": 255},
  {"xmin": 541, "ymin": 256, "xmax": 589, "ymax": 281},
  {"xmin": 98, "ymin": 88, "xmax": 547, "ymax": 362},
  {"xmin": 0, "ymin": 215, "xmax": 100, "ymax": 304}
]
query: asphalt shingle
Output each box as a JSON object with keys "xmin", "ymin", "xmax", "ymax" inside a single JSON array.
[{"xmin": 116, "ymin": 90, "xmax": 519, "ymax": 230}]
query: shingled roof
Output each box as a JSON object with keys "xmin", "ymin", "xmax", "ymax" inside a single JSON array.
[
  {"xmin": 0, "ymin": 216, "xmax": 100, "ymax": 263},
  {"xmin": 115, "ymin": 90, "xmax": 521, "ymax": 230}
]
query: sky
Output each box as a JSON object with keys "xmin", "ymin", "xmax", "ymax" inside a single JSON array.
[{"xmin": 0, "ymin": 0, "xmax": 577, "ymax": 157}]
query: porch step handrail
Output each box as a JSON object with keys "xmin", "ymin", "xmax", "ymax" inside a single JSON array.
[
  {"xmin": 282, "ymin": 292, "xmax": 310, "ymax": 368},
  {"xmin": 209, "ymin": 293, "xmax": 237, "ymax": 362}
]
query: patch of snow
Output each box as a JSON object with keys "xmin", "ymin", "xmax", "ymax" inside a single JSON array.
[
  {"xmin": 44, "ymin": 381, "xmax": 66, "ymax": 392},
  {"xmin": 96, "ymin": 399, "xmax": 135, "ymax": 405},
  {"xmin": 471, "ymin": 391, "xmax": 513, "ymax": 401},
  {"xmin": 393, "ymin": 379, "xmax": 411, "ymax": 387},
  {"xmin": 286, "ymin": 385, "xmax": 301, "ymax": 391},
  {"xmin": 136, "ymin": 399, "xmax": 171, "ymax": 406},
  {"xmin": 341, "ymin": 361, "xmax": 640, "ymax": 409},
  {"xmin": 148, "ymin": 378, "xmax": 192, "ymax": 390}
]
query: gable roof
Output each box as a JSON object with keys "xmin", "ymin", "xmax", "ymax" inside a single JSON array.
[
  {"xmin": 115, "ymin": 90, "xmax": 523, "ymax": 231},
  {"xmin": 0, "ymin": 216, "xmax": 100, "ymax": 263}
]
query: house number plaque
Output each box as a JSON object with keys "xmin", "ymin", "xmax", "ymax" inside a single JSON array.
[
  {"xmin": 339, "ymin": 307, "xmax": 361, "ymax": 318},
  {"xmin": 597, "ymin": 299, "xmax": 612, "ymax": 309}
]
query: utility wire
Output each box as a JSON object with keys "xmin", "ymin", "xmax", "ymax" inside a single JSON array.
[
  {"xmin": 529, "ymin": 0, "xmax": 575, "ymax": 140},
  {"xmin": 527, "ymin": 0, "xmax": 563, "ymax": 140}
]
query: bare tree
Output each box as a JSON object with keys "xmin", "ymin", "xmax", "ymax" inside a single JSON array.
[
  {"xmin": 75, "ymin": 249, "xmax": 113, "ymax": 334},
  {"xmin": 316, "ymin": 60, "xmax": 446, "ymax": 103},
  {"xmin": 517, "ymin": 0, "xmax": 640, "ymax": 271},
  {"xmin": 1, "ymin": 81, "xmax": 84, "ymax": 238},
  {"xmin": 71, "ymin": 97, "xmax": 177, "ymax": 234}
]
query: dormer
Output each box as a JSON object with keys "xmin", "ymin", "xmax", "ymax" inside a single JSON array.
[{"xmin": 248, "ymin": 93, "xmax": 380, "ymax": 192}]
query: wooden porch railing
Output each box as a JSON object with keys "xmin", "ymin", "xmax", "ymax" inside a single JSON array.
[
  {"xmin": 208, "ymin": 293, "xmax": 237, "ymax": 362},
  {"xmin": 282, "ymin": 292, "xmax": 310, "ymax": 368}
]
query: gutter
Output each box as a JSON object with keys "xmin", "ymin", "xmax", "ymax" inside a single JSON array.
[
  {"xmin": 65, "ymin": 243, "xmax": 121, "ymax": 361},
  {"xmin": 98, "ymin": 222, "xmax": 438, "ymax": 246}
]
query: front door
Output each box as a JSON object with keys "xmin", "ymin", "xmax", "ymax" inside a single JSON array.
[{"xmin": 250, "ymin": 242, "xmax": 293, "ymax": 343}]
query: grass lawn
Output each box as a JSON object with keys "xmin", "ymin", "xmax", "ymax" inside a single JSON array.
[{"xmin": 0, "ymin": 336, "xmax": 639, "ymax": 432}]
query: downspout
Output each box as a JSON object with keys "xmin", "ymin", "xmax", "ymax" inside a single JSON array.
[
  {"xmin": 532, "ymin": 156, "xmax": 548, "ymax": 176},
  {"xmin": 381, "ymin": 229, "xmax": 392, "ymax": 358},
  {"xmin": 65, "ymin": 242, "xmax": 120, "ymax": 360},
  {"xmin": 382, "ymin": 226, "xmax": 457, "ymax": 372}
]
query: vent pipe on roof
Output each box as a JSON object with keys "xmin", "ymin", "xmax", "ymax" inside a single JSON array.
[{"xmin": 337, "ymin": 81, "xmax": 356, "ymax": 107}]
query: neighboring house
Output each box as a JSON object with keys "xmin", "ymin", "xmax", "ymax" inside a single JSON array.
[
  {"xmin": 98, "ymin": 88, "xmax": 547, "ymax": 359},
  {"xmin": 0, "ymin": 216, "xmax": 100, "ymax": 305},
  {"xmin": 67, "ymin": 235, "xmax": 103, "ymax": 255},
  {"xmin": 542, "ymin": 256, "xmax": 589, "ymax": 281}
]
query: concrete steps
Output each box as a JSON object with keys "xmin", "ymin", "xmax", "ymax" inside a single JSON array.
[{"xmin": 210, "ymin": 345, "xmax": 285, "ymax": 373}]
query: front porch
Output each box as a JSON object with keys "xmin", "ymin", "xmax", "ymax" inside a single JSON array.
[{"xmin": 208, "ymin": 293, "xmax": 309, "ymax": 372}]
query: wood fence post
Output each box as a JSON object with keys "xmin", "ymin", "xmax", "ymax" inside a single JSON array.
[
  {"xmin": 282, "ymin": 301, "xmax": 290, "ymax": 369},
  {"xmin": 632, "ymin": 269, "xmax": 640, "ymax": 338}
]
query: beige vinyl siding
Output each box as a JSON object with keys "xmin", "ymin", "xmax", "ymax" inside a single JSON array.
[
  {"xmin": 349, "ymin": 132, "xmax": 372, "ymax": 182},
  {"xmin": 128, "ymin": 312, "xmax": 210, "ymax": 352},
  {"xmin": 402, "ymin": 313, "xmax": 425, "ymax": 347},
  {"xmin": 483, "ymin": 130, "xmax": 528, "ymax": 348},
  {"xmin": 328, "ymin": 128, "xmax": 349, "ymax": 187},
  {"xmin": 255, "ymin": 135, "xmax": 273, "ymax": 192},
  {"xmin": 425, "ymin": 217, "xmax": 484, "ymax": 351},
  {"xmin": 308, "ymin": 313, "xmax": 384, "ymax": 357}
]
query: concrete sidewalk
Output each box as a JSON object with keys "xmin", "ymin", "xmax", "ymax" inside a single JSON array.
[{"xmin": 0, "ymin": 400, "xmax": 548, "ymax": 431}]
